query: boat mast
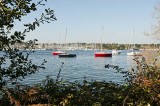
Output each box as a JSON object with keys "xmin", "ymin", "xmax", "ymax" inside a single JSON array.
[
  {"xmin": 59, "ymin": 32, "xmax": 61, "ymax": 49},
  {"xmin": 132, "ymin": 29, "xmax": 135, "ymax": 49},
  {"xmin": 65, "ymin": 29, "xmax": 67, "ymax": 44},
  {"xmin": 65, "ymin": 28, "xmax": 67, "ymax": 51},
  {"xmin": 129, "ymin": 29, "xmax": 134, "ymax": 49},
  {"xmin": 101, "ymin": 26, "xmax": 104, "ymax": 51}
]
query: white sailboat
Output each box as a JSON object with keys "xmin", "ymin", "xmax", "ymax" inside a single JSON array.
[
  {"xmin": 127, "ymin": 29, "xmax": 142, "ymax": 56},
  {"xmin": 112, "ymin": 49, "xmax": 121, "ymax": 55}
]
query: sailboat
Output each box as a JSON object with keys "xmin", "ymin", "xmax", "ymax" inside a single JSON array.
[
  {"xmin": 58, "ymin": 29, "xmax": 76, "ymax": 58},
  {"xmin": 112, "ymin": 49, "xmax": 121, "ymax": 55},
  {"xmin": 52, "ymin": 33, "xmax": 65, "ymax": 55},
  {"xmin": 94, "ymin": 26, "xmax": 112, "ymax": 57},
  {"xmin": 127, "ymin": 29, "xmax": 142, "ymax": 56}
]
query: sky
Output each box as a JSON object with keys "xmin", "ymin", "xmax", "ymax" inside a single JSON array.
[{"xmin": 15, "ymin": 0, "xmax": 158, "ymax": 44}]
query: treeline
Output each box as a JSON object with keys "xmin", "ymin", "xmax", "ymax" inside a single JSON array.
[
  {"xmin": 31, "ymin": 43, "xmax": 160, "ymax": 50},
  {"xmin": 5, "ymin": 42, "xmax": 160, "ymax": 50}
]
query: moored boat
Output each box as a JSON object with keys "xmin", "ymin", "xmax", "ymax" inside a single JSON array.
[
  {"xmin": 94, "ymin": 26, "xmax": 112, "ymax": 57},
  {"xmin": 58, "ymin": 29, "xmax": 77, "ymax": 58},
  {"xmin": 52, "ymin": 51, "xmax": 65, "ymax": 55},
  {"xmin": 58, "ymin": 53, "xmax": 76, "ymax": 58},
  {"xmin": 95, "ymin": 52, "xmax": 112, "ymax": 57},
  {"xmin": 112, "ymin": 50, "xmax": 121, "ymax": 55},
  {"xmin": 127, "ymin": 51, "xmax": 142, "ymax": 56}
]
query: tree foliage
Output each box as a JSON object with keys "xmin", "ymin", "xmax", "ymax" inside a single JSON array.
[
  {"xmin": 0, "ymin": 0, "xmax": 56, "ymax": 90},
  {"xmin": 145, "ymin": 1, "xmax": 160, "ymax": 41}
]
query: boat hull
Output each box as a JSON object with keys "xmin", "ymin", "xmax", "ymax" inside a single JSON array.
[
  {"xmin": 52, "ymin": 51, "xmax": 64, "ymax": 55},
  {"xmin": 127, "ymin": 52, "xmax": 142, "ymax": 56},
  {"xmin": 94, "ymin": 52, "xmax": 112, "ymax": 57},
  {"xmin": 112, "ymin": 50, "xmax": 121, "ymax": 55},
  {"xmin": 58, "ymin": 54, "xmax": 76, "ymax": 58}
]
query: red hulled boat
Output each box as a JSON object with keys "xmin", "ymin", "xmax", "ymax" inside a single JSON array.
[
  {"xmin": 52, "ymin": 51, "xmax": 65, "ymax": 55},
  {"xmin": 94, "ymin": 26, "xmax": 112, "ymax": 57},
  {"xmin": 94, "ymin": 52, "xmax": 112, "ymax": 57}
]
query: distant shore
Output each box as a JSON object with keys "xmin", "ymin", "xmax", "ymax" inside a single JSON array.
[{"xmin": 11, "ymin": 42, "xmax": 160, "ymax": 50}]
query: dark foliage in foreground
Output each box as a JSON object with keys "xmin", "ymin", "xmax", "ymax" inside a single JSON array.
[
  {"xmin": 0, "ymin": 79, "xmax": 128, "ymax": 105},
  {"xmin": 1, "ymin": 76, "xmax": 159, "ymax": 106}
]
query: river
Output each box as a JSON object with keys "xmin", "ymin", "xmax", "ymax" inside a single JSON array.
[{"xmin": 17, "ymin": 50, "xmax": 137, "ymax": 85}]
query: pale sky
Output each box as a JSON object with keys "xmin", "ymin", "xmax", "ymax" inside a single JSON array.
[{"xmin": 14, "ymin": 0, "xmax": 157, "ymax": 44}]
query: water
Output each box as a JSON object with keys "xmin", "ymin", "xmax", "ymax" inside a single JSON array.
[{"xmin": 17, "ymin": 50, "xmax": 136, "ymax": 85}]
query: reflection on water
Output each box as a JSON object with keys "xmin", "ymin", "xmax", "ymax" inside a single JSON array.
[{"xmin": 1, "ymin": 50, "xmax": 138, "ymax": 85}]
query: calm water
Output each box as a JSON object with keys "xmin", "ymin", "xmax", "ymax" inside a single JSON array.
[{"xmin": 18, "ymin": 50, "xmax": 136, "ymax": 85}]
